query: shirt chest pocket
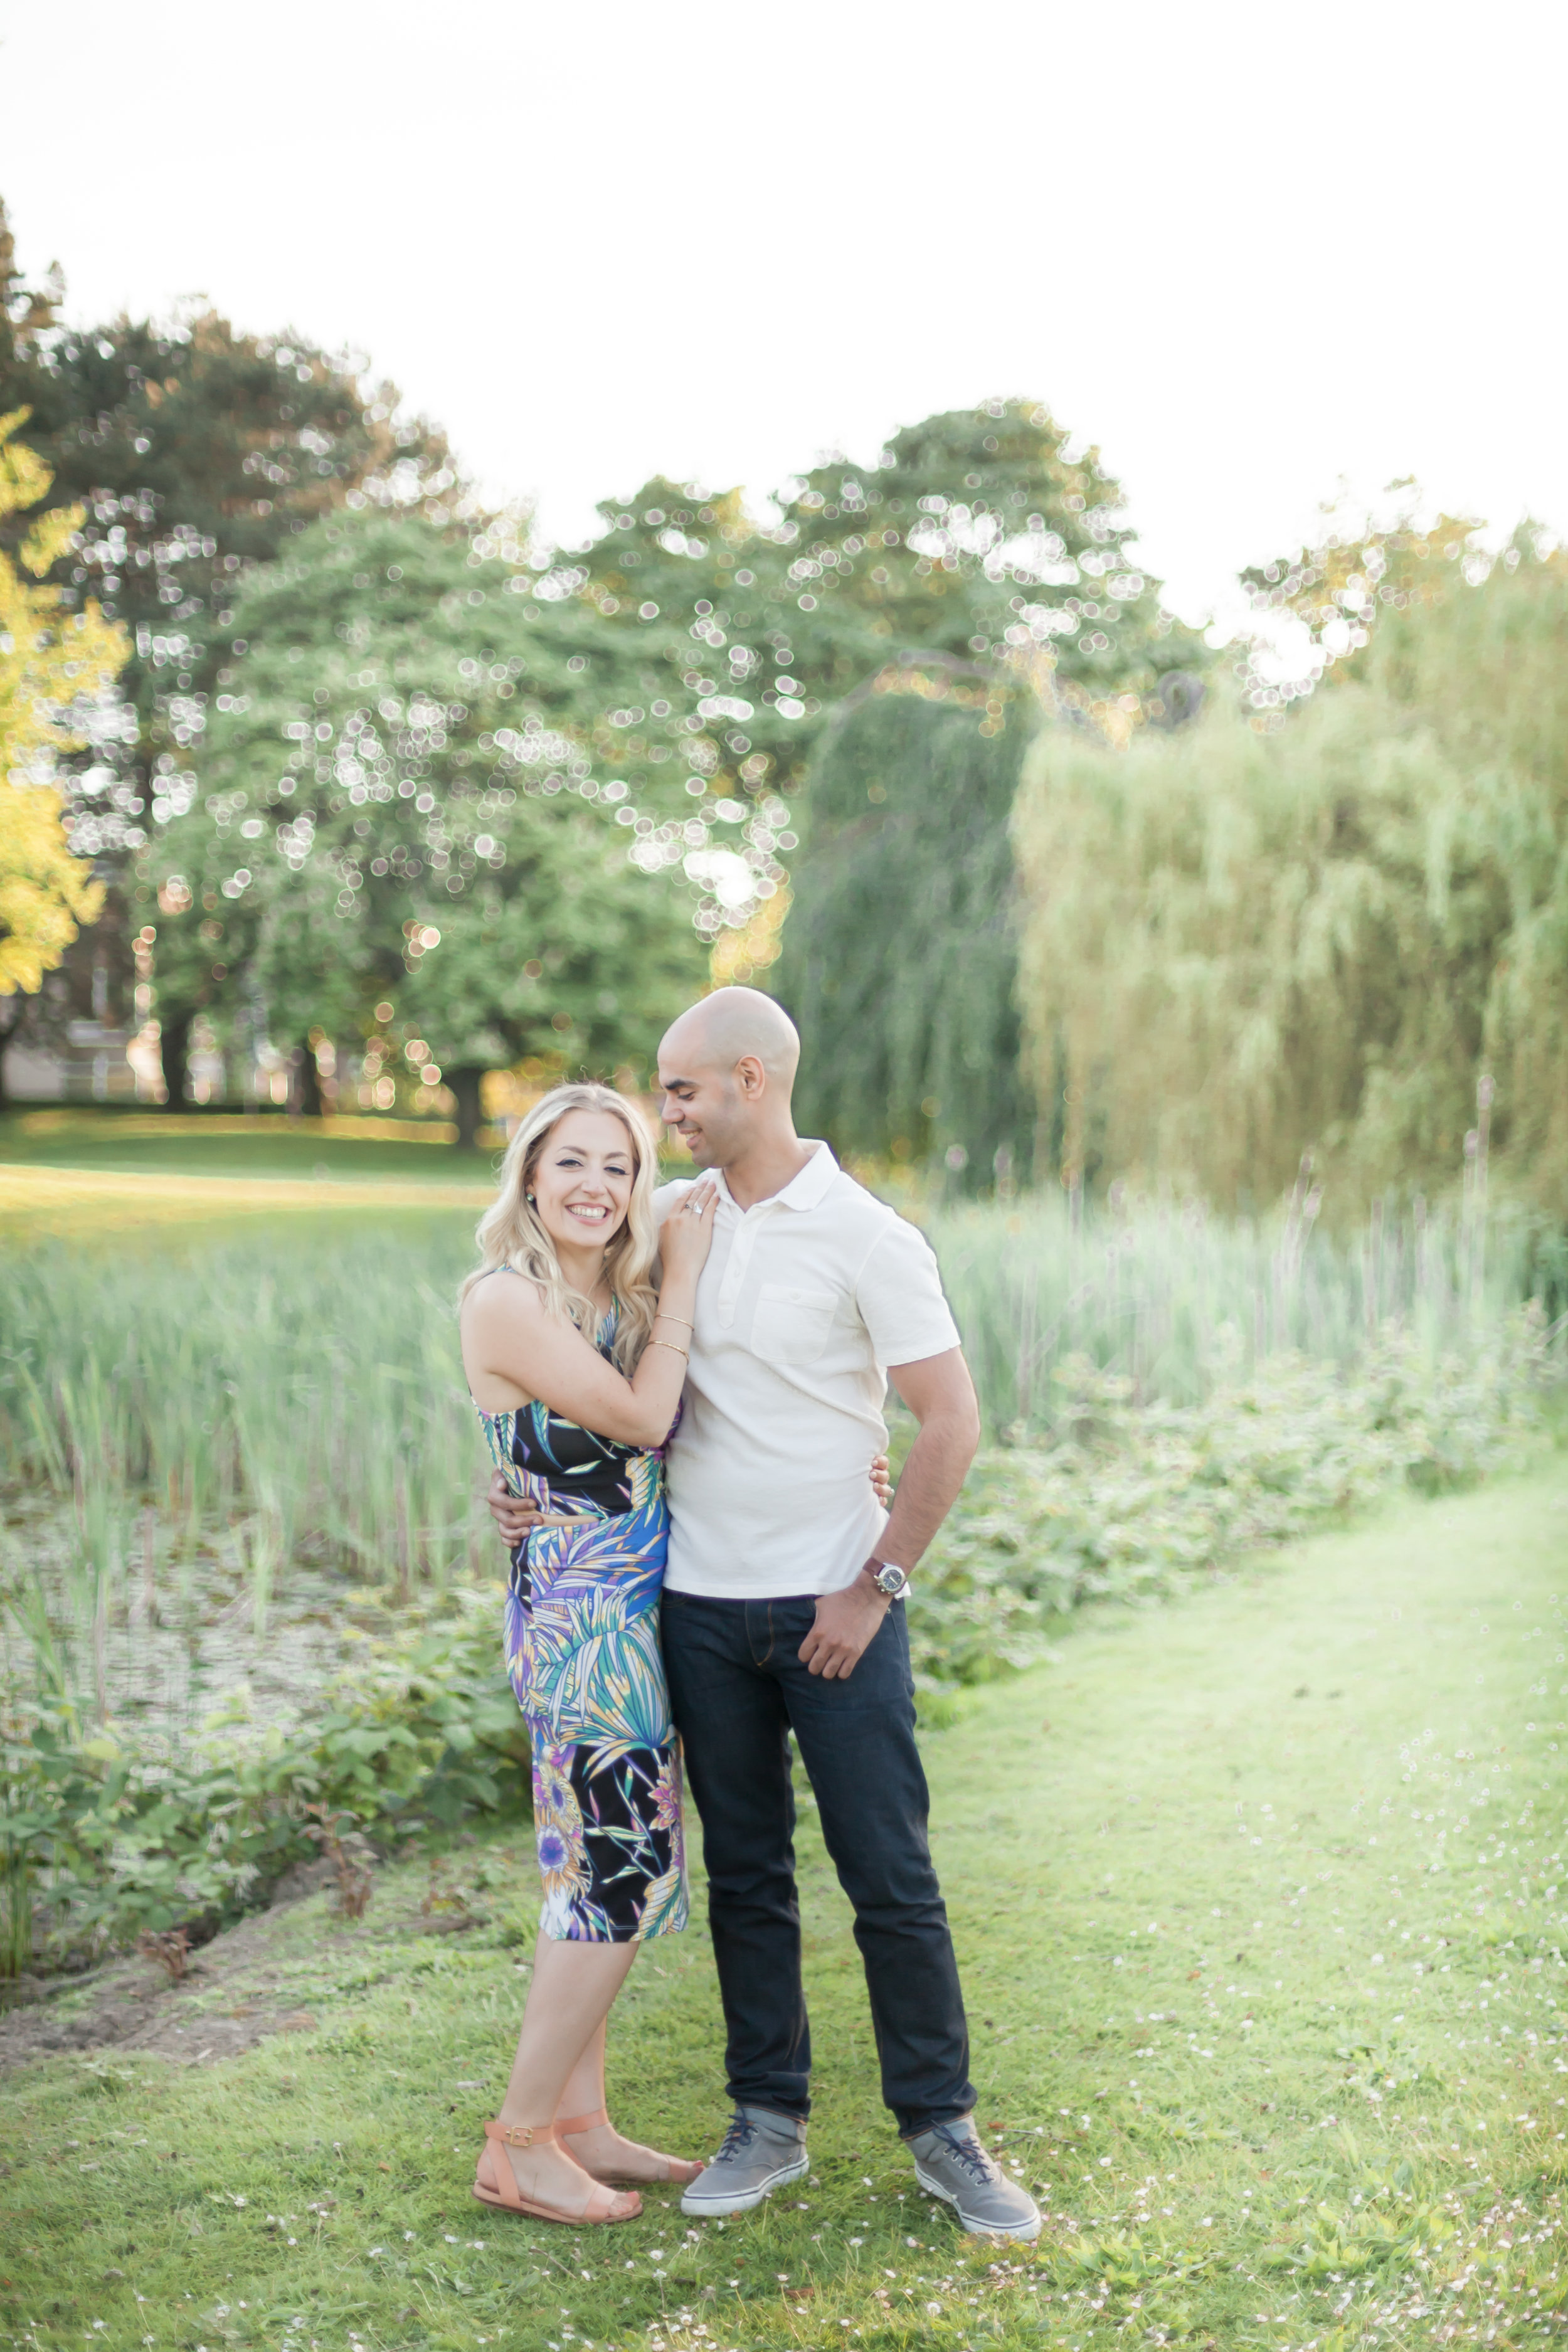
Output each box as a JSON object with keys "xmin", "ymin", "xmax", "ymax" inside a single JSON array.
[{"xmin": 750, "ymin": 1282, "xmax": 838, "ymax": 1366}]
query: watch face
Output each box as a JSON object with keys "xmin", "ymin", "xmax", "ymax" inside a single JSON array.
[{"xmin": 876, "ymin": 1564, "xmax": 909, "ymax": 1597}]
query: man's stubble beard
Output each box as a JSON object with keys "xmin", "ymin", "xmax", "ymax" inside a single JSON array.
[{"xmin": 685, "ymin": 1088, "xmax": 750, "ymax": 1172}]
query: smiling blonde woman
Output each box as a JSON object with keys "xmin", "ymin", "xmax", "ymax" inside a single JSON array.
[{"xmin": 458, "ymin": 1081, "xmax": 718, "ymax": 2227}]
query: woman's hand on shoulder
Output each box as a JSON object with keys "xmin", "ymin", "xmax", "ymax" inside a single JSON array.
[{"xmin": 657, "ymin": 1178, "xmax": 719, "ymax": 1281}]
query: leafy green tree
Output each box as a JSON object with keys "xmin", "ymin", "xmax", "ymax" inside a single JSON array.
[
  {"xmin": 0, "ymin": 196, "xmax": 457, "ymax": 1086},
  {"xmin": 146, "ymin": 507, "xmax": 703, "ymax": 1137},
  {"xmin": 515, "ymin": 481, "xmax": 800, "ymax": 947},
  {"xmin": 759, "ymin": 401, "xmax": 1207, "ymax": 1173},
  {"xmin": 0, "ymin": 199, "xmax": 456, "ymax": 726},
  {"xmin": 1012, "ymin": 537, "xmax": 1568, "ymax": 1216},
  {"xmin": 771, "ymin": 689, "xmax": 1036, "ymax": 1187},
  {"xmin": 396, "ymin": 824, "xmax": 704, "ymax": 1145},
  {"xmin": 778, "ymin": 398, "xmax": 1204, "ymax": 704},
  {"xmin": 1237, "ymin": 489, "xmax": 1490, "ymax": 693},
  {"xmin": 0, "ymin": 413, "xmax": 128, "ymax": 1101},
  {"xmin": 524, "ymin": 406, "xmax": 1206, "ymax": 973}
]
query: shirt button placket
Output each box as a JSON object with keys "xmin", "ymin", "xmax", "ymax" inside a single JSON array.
[{"xmin": 715, "ymin": 1205, "xmax": 767, "ymax": 1328}]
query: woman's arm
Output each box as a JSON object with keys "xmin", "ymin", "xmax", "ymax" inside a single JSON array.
[
  {"xmin": 460, "ymin": 1185, "xmax": 716, "ymax": 1448},
  {"xmin": 487, "ymin": 1446, "xmax": 894, "ymax": 1545}
]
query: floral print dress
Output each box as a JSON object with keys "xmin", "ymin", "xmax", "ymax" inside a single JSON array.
[{"xmin": 475, "ymin": 1298, "xmax": 687, "ymax": 1943}]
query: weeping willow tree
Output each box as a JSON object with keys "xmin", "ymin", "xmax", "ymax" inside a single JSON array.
[
  {"xmin": 1012, "ymin": 539, "xmax": 1568, "ymax": 1216},
  {"xmin": 770, "ymin": 682, "xmax": 1037, "ymax": 1187}
]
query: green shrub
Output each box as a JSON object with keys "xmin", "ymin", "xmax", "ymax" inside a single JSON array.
[
  {"xmin": 1, "ymin": 1587, "xmax": 525, "ymax": 1970},
  {"xmin": 909, "ymin": 1306, "xmax": 1554, "ymax": 1695}
]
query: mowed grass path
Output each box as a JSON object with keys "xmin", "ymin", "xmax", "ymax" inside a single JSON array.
[{"xmin": 3, "ymin": 1470, "xmax": 1565, "ymax": 2352}]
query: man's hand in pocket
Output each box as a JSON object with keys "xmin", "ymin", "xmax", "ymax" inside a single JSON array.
[{"xmin": 798, "ymin": 1576, "xmax": 890, "ymax": 1680}]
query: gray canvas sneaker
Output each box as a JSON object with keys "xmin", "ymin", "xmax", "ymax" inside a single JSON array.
[
  {"xmin": 906, "ymin": 2119, "xmax": 1042, "ymax": 2240},
  {"xmin": 680, "ymin": 2105, "xmax": 810, "ymax": 2216}
]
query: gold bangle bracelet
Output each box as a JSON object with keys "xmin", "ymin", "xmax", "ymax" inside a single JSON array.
[
  {"xmin": 654, "ymin": 1313, "xmax": 694, "ymax": 1330},
  {"xmin": 647, "ymin": 1339, "xmax": 689, "ymax": 1360}
]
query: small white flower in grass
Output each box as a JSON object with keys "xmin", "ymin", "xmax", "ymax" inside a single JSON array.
[{"xmin": 403, "ymin": 2229, "xmax": 415, "ymax": 2240}]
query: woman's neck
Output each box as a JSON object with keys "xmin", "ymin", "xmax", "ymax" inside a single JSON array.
[{"xmin": 554, "ymin": 1237, "xmax": 610, "ymax": 1306}]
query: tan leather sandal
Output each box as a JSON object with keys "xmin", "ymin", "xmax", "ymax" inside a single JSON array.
[
  {"xmin": 557, "ymin": 2104, "xmax": 704, "ymax": 2188},
  {"xmin": 472, "ymin": 2119, "xmax": 641, "ymax": 2225}
]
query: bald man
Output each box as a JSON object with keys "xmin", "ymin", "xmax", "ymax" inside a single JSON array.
[{"xmin": 494, "ymin": 988, "xmax": 1039, "ymax": 2238}]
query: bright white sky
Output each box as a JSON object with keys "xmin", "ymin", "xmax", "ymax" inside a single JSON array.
[{"xmin": 3, "ymin": 0, "xmax": 1563, "ymax": 640}]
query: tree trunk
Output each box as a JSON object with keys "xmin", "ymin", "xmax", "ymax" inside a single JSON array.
[
  {"xmin": 158, "ymin": 1010, "xmax": 194, "ymax": 1110},
  {"xmin": 290, "ymin": 1037, "xmax": 324, "ymax": 1120},
  {"xmin": 0, "ymin": 998, "xmax": 21, "ymax": 1112},
  {"xmin": 449, "ymin": 1064, "xmax": 485, "ymax": 1152}
]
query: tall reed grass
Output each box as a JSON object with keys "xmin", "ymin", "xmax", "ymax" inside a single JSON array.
[
  {"xmin": 930, "ymin": 1177, "xmax": 1568, "ymax": 1436},
  {"xmin": 0, "ymin": 1187, "xmax": 1561, "ymax": 1739},
  {"xmin": 0, "ymin": 1216, "xmax": 481, "ymax": 1594}
]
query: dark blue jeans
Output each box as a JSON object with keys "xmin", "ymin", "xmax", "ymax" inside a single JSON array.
[{"xmin": 660, "ymin": 1588, "xmax": 975, "ymax": 2137}]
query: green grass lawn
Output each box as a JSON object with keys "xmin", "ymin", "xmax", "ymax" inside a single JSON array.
[
  {"xmin": 0, "ymin": 1108, "xmax": 504, "ymax": 1240},
  {"xmin": 0, "ymin": 1110, "xmax": 489, "ymax": 1182},
  {"xmin": 3, "ymin": 1469, "xmax": 1565, "ymax": 2352}
]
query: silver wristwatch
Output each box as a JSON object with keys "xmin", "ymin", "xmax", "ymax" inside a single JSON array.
[{"xmin": 867, "ymin": 1560, "xmax": 910, "ymax": 1601}]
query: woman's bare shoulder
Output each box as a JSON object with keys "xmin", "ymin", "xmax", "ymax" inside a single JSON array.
[{"xmin": 461, "ymin": 1267, "xmax": 549, "ymax": 1333}]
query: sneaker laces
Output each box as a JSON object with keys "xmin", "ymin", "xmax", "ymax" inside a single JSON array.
[
  {"xmin": 933, "ymin": 2124, "xmax": 1000, "ymax": 2185},
  {"xmin": 714, "ymin": 2112, "xmax": 758, "ymax": 2164}
]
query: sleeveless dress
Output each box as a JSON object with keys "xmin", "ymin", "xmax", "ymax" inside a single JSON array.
[{"xmin": 474, "ymin": 1296, "xmax": 687, "ymax": 1943}]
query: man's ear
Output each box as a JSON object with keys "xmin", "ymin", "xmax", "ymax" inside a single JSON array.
[{"xmin": 734, "ymin": 1054, "xmax": 768, "ymax": 1100}]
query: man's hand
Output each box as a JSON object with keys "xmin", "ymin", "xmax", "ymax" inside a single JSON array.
[
  {"xmin": 487, "ymin": 1468, "xmax": 551, "ymax": 1547},
  {"xmin": 798, "ymin": 1573, "xmax": 889, "ymax": 1680}
]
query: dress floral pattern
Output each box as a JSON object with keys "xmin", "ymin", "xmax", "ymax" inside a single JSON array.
[{"xmin": 475, "ymin": 1300, "xmax": 687, "ymax": 1942}]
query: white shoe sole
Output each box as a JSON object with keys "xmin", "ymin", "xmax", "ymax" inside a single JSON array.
[
  {"xmin": 913, "ymin": 2162, "xmax": 1042, "ymax": 2241},
  {"xmin": 680, "ymin": 2148, "xmax": 810, "ymax": 2215}
]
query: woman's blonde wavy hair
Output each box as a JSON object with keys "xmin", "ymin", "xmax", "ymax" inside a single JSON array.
[{"xmin": 460, "ymin": 1083, "xmax": 660, "ymax": 1374}]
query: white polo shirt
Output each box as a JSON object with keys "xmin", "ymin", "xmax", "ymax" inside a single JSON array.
[{"xmin": 654, "ymin": 1142, "xmax": 961, "ymax": 1599}]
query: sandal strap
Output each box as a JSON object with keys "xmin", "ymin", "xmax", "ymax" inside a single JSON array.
[
  {"xmin": 484, "ymin": 2118, "xmax": 556, "ymax": 2151},
  {"xmin": 480, "ymin": 2118, "xmax": 635, "ymax": 2224},
  {"xmin": 580, "ymin": 2178, "xmax": 636, "ymax": 2223},
  {"xmin": 556, "ymin": 2107, "xmax": 610, "ymax": 2135}
]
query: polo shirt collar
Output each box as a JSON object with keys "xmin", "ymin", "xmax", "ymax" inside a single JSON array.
[
  {"xmin": 778, "ymin": 1140, "xmax": 839, "ymax": 1210},
  {"xmin": 713, "ymin": 1140, "xmax": 839, "ymax": 1214}
]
